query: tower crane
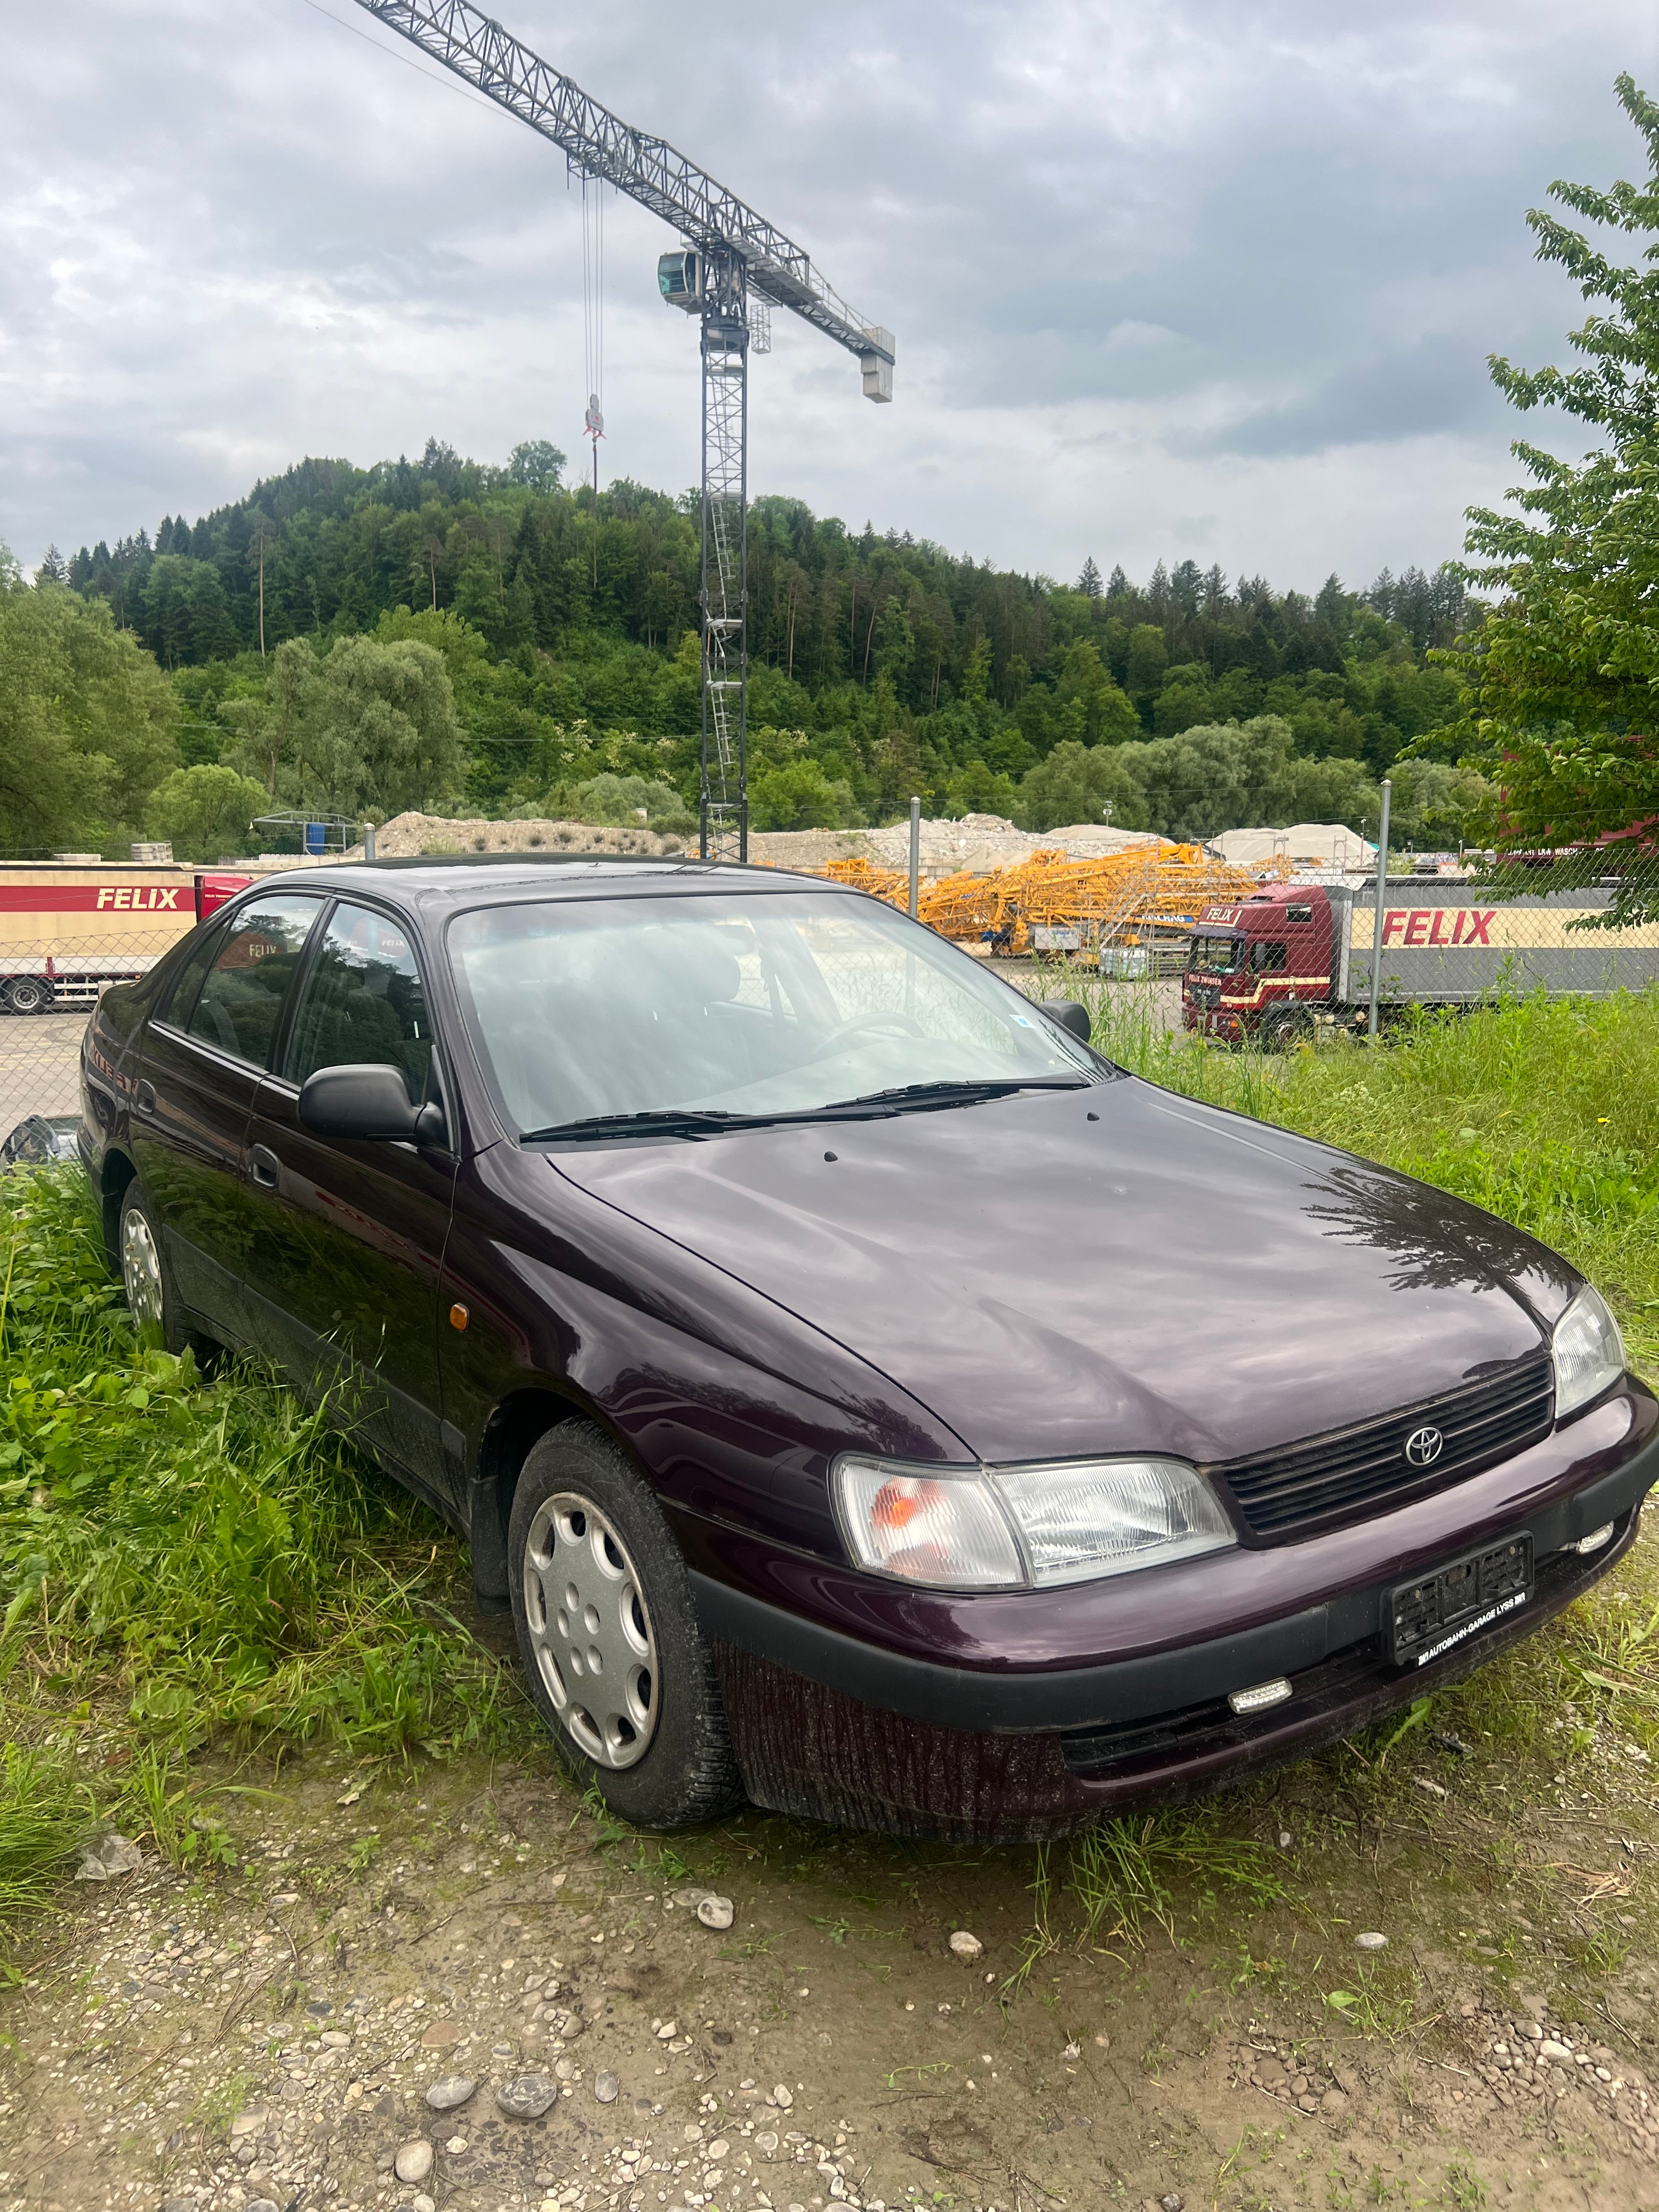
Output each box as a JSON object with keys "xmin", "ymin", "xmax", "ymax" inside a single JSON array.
[{"xmin": 343, "ymin": 0, "xmax": 897, "ymax": 860}]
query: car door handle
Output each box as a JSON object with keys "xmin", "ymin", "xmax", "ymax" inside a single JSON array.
[
  {"xmin": 250, "ymin": 1144, "xmax": 282, "ymax": 1190},
  {"xmin": 134, "ymin": 1080, "xmax": 156, "ymax": 1116}
]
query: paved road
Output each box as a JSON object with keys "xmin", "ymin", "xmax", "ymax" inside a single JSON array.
[{"xmin": 0, "ymin": 1011, "xmax": 89, "ymax": 1128}]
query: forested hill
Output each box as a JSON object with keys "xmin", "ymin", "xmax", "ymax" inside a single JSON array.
[{"xmin": 33, "ymin": 435, "xmax": 1481, "ymax": 853}]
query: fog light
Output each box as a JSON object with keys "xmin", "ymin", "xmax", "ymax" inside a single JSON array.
[
  {"xmin": 1228, "ymin": 1676, "xmax": 1293, "ymax": 1716},
  {"xmin": 1570, "ymin": 1521, "xmax": 1615, "ymax": 1556}
]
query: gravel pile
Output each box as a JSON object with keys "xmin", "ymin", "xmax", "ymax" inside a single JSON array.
[
  {"xmin": 355, "ymin": 814, "xmax": 688, "ymax": 861},
  {"xmin": 323, "ymin": 812, "xmax": 1170, "ymax": 879},
  {"xmin": 752, "ymin": 816, "xmax": 1170, "ymax": 879}
]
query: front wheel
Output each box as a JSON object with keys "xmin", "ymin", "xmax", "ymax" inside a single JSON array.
[{"xmin": 508, "ymin": 1423, "xmax": 744, "ymax": 1828}]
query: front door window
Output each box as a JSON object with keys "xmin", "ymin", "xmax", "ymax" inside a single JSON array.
[{"xmin": 284, "ymin": 904, "xmax": 435, "ymax": 1102}]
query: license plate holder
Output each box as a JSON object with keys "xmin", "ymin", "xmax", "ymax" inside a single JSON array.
[{"xmin": 1386, "ymin": 1533, "xmax": 1533, "ymax": 1668}]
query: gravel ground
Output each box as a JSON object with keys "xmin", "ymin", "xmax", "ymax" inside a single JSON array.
[{"xmin": 14, "ymin": 1709, "xmax": 1659, "ymax": 2212}]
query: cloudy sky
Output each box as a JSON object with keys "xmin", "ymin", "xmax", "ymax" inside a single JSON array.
[{"xmin": 4, "ymin": 0, "xmax": 1656, "ymax": 592}]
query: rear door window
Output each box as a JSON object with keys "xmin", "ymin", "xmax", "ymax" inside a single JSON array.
[
  {"xmin": 187, "ymin": 896, "xmax": 323, "ymax": 1069},
  {"xmin": 156, "ymin": 925, "xmax": 223, "ymax": 1031},
  {"xmin": 284, "ymin": 902, "xmax": 435, "ymax": 1105}
]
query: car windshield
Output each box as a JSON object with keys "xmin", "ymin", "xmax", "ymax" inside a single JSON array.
[
  {"xmin": 1188, "ymin": 933, "xmax": 1242, "ymax": 974},
  {"xmin": 448, "ymin": 890, "xmax": 1096, "ymax": 1135}
]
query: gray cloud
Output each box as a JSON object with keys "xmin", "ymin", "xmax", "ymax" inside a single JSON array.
[{"xmin": 1, "ymin": 0, "xmax": 1656, "ymax": 592}]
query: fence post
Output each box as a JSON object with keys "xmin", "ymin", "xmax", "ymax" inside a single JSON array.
[
  {"xmin": 909, "ymin": 796, "xmax": 921, "ymax": 920},
  {"xmin": 1368, "ymin": 777, "xmax": 1392, "ymax": 1041}
]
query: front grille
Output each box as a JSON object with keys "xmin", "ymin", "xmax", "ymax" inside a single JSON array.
[{"xmin": 1210, "ymin": 1353, "xmax": 1555, "ymax": 1541}]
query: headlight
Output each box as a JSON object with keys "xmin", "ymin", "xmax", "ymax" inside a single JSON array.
[
  {"xmin": 832, "ymin": 1453, "xmax": 1236, "ymax": 1591},
  {"xmin": 1553, "ymin": 1285, "xmax": 1626, "ymax": 1419}
]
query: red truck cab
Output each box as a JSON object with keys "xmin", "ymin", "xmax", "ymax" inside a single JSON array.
[{"xmin": 1182, "ymin": 884, "xmax": 1335, "ymax": 1043}]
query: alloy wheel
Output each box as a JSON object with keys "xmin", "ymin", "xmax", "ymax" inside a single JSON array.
[{"xmin": 522, "ymin": 1489, "xmax": 659, "ymax": 1769}]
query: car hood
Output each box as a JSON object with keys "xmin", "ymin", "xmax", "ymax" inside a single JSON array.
[{"xmin": 551, "ymin": 1076, "xmax": 1573, "ymax": 1466}]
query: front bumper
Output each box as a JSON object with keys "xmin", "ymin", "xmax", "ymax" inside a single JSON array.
[{"xmin": 689, "ymin": 1392, "xmax": 1659, "ymax": 1841}]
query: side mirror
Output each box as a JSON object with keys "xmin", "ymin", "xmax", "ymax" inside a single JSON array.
[
  {"xmin": 298, "ymin": 1063, "xmax": 446, "ymax": 1146},
  {"xmin": 1037, "ymin": 998, "xmax": 1092, "ymax": 1045}
]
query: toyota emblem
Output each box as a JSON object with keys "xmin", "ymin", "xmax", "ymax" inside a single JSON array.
[{"xmin": 1404, "ymin": 1425, "xmax": 1444, "ymax": 1468}]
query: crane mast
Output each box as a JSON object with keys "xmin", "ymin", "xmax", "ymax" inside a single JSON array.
[{"xmin": 346, "ymin": 0, "xmax": 895, "ymax": 860}]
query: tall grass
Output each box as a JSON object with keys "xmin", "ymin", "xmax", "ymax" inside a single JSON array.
[{"xmin": 0, "ymin": 1168, "xmax": 525, "ymax": 1951}]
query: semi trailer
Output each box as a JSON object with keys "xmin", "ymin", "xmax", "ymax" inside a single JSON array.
[
  {"xmin": 0, "ymin": 863, "xmax": 252, "ymax": 1014},
  {"xmin": 1182, "ymin": 877, "xmax": 1659, "ymax": 1045}
]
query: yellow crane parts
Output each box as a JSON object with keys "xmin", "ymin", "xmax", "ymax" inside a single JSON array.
[{"xmin": 823, "ymin": 847, "xmax": 1274, "ymax": 956}]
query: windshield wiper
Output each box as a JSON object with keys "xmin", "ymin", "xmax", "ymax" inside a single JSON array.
[
  {"xmin": 826, "ymin": 1076, "xmax": 1091, "ymax": 1110},
  {"xmin": 520, "ymin": 1108, "xmax": 750, "ymax": 1143},
  {"xmin": 521, "ymin": 1077, "xmax": 1092, "ymax": 1145}
]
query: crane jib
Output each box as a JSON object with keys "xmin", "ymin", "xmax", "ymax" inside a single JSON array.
[{"xmin": 351, "ymin": 0, "xmax": 894, "ymax": 366}]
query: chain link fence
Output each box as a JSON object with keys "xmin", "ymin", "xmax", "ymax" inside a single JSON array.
[
  {"xmin": 2, "ymin": 857, "xmax": 1656, "ymax": 1147},
  {"xmin": 0, "ymin": 929, "xmax": 173, "ymax": 1139}
]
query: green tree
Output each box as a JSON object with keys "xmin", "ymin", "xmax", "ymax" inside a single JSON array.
[
  {"xmin": 749, "ymin": 758, "xmax": 859, "ymax": 831},
  {"xmin": 1283, "ymin": 755, "xmax": 1379, "ymax": 833},
  {"xmin": 224, "ymin": 635, "xmax": 464, "ymax": 820},
  {"xmin": 565, "ymin": 772, "xmax": 695, "ymax": 832},
  {"xmin": 1116, "ymin": 718, "xmax": 1300, "ymax": 843},
  {"xmin": 1016, "ymin": 740, "xmax": 1148, "ymax": 833},
  {"xmin": 1124, "ymin": 624, "xmax": 1169, "ymax": 720},
  {"xmin": 145, "ymin": 764, "xmax": 270, "ymax": 861},
  {"xmin": 1387, "ymin": 760, "xmax": 1493, "ymax": 849},
  {"xmin": 1444, "ymin": 75, "xmax": 1659, "ymax": 915},
  {"xmin": 0, "ymin": 558, "xmax": 178, "ymax": 853},
  {"xmin": 509, "ymin": 439, "xmax": 566, "ymax": 492},
  {"xmin": 1054, "ymin": 640, "xmax": 1141, "ymax": 744}
]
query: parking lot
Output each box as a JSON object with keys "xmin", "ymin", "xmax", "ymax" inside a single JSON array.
[{"xmin": 0, "ymin": 1009, "xmax": 89, "ymax": 1129}]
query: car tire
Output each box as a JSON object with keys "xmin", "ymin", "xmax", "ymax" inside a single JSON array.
[
  {"xmin": 507, "ymin": 1422, "xmax": 745, "ymax": 1829},
  {"xmin": 117, "ymin": 1180, "xmax": 196, "ymax": 1356}
]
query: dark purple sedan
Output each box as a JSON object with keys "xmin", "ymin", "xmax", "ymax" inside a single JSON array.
[{"xmin": 78, "ymin": 858, "xmax": 1657, "ymax": 1839}]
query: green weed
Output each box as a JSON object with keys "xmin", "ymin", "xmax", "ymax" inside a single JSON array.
[
  {"xmin": 1065, "ymin": 1811, "xmax": 1285, "ymax": 1950},
  {"xmin": 0, "ymin": 1742, "xmax": 93, "ymax": 1967}
]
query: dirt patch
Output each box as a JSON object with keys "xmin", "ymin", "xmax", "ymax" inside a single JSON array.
[{"xmin": 14, "ymin": 1567, "xmax": 1659, "ymax": 2212}]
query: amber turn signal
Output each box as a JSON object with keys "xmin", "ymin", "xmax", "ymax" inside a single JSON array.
[{"xmin": 448, "ymin": 1303, "xmax": 469, "ymax": 1331}]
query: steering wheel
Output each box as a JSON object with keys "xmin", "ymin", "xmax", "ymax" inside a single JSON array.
[{"xmin": 801, "ymin": 1007, "xmax": 927, "ymax": 1063}]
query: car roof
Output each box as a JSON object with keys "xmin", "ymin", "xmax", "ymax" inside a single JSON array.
[{"xmin": 251, "ymin": 854, "xmax": 839, "ymax": 913}]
